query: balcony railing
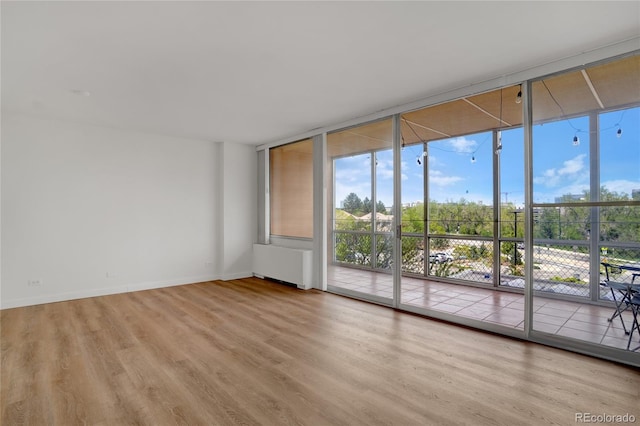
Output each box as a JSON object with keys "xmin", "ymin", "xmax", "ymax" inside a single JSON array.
[{"xmin": 332, "ymin": 230, "xmax": 640, "ymax": 303}]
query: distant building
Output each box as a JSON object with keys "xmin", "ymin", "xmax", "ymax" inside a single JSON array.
[{"xmin": 402, "ymin": 201, "xmax": 423, "ymax": 208}]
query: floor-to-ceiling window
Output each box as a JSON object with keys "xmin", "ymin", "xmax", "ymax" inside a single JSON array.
[
  {"xmin": 323, "ymin": 54, "xmax": 639, "ymax": 356},
  {"xmin": 266, "ymin": 51, "xmax": 639, "ymax": 365},
  {"xmin": 498, "ymin": 126, "xmax": 526, "ymax": 291},
  {"xmin": 598, "ymin": 108, "xmax": 640, "ymax": 307},
  {"xmin": 326, "ymin": 119, "xmax": 395, "ymax": 304},
  {"xmin": 396, "ymin": 86, "xmax": 527, "ymax": 329},
  {"xmin": 530, "ymin": 54, "xmax": 640, "ymax": 353}
]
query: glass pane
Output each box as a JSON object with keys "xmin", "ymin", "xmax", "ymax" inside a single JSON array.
[
  {"xmin": 531, "ymin": 55, "xmax": 640, "ymax": 351},
  {"xmin": 375, "ymin": 234, "xmax": 393, "ymax": 271},
  {"xmin": 400, "ymin": 142, "xmax": 425, "ymax": 278},
  {"xmin": 600, "ymin": 205, "xmax": 640, "ymax": 244},
  {"xmin": 401, "ymin": 234, "xmax": 424, "ymax": 275},
  {"xmin": 532, "ymin": 115, "xmax": 590, "ymax": 204},
  {"xmin": 599, "ymin": 107, "xmax": 640, "ymax": 200},
  {"xmin": 499, "ymin": 241, "xmax": 525, "ymax": 289},
  {"xmin": 598, "ymin": 206, "xmax": 640, "ymax": 302},
  {"xmin": 427, "ymin": 132, "xmax": 494, "ymax": 236},
  {"xmin": 334, "ymin": 232, "xmax": 372, "ymax": 267},
  {"xmin": 532, "ymin": 206, "xmax": 591, "ymax": 297},
  {"xmin": 334, "ymin": 153, "xmax": 372, "ymax": 230},
  {"xmin": 375, "ymin": 149, "xmax": 393, "ymax": 215},
  {"xmin": 333, "ymin": 153, "xmax": 372, "ymax": 265},
  {"xmin": 375, "ymin": 149, "xmax": 394, "ymax": 271},
  {"xmin": 326, "ymin": 119, "xmax": 393, "ymax": 302},
  {"xmin": 532, "ymin": 242, "xmax": 590, "ymax": 297},
  {"xmin": 533, "ymin": 206, "xmax": 591, "ymax": 241},
  {"xmin": 499, "ymin": 127, "xmax": 525, "ymax": 237},
  {"xmin": 399, "ymin": 87, "xmax": 521, "ymax": 328},
  {"xmin": 429, "ymin": 237, "xmax": 493, "ymax": 282},
  {"xmin": 599, "ymin": 246, "xmax": 640, "ymax": 287},
  {"xmin": 498, "ymin": 116, "xmax": 524, "ymax": 297}
]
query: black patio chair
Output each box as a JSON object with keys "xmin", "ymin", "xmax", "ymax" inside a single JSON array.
[
  {"xmin": 600, "ymin": 262, "xmax": 640, "ymax": 335},
  {"xmin": 626, "ymin": 294, "xmax": 640, "ymax": 351}
]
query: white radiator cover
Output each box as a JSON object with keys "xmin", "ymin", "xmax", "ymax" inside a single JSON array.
[{"xmin": 252, "ymin": 244, "xmax": 312, "ymax": 290}]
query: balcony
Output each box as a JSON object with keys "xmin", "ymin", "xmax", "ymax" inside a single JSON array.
[
  {"xmin": 328, "ymin": 236, "xmax": 640, "ymax": 351},
  {"xmin": 328, "ymin": 265, "xmax": 638, "ymax": 350}
]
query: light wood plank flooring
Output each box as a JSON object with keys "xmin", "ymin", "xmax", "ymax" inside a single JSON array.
[{"xmin": 2, "ymin": 277, "xmax": 639, "ymax": 425}]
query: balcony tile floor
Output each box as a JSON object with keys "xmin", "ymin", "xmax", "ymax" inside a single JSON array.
[{"xmin": 328, "ymin": 265, "xmax": 638, "ymax": 351}]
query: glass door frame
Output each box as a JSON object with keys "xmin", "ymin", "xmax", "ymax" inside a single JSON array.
[
  {"xmin": 393, "ymin": 110, "xmax": 528, "ymax": 339},
  {"xmin": 325, "ymin": 118, "xmax": 396, "ymax": 307}
]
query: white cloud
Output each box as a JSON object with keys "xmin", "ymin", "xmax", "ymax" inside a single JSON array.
[
  {"xmin": 429, "ymin": 169, "xmax": 463, "ymax": 186},
  {"xmin": 558, "ymin": 154, "xmax": 586, "ymax": 175},
  {"xmin": 534, "ymin": 154, "xmax": 587, "ymax": 187},
  {"xmin": 448, "ymin": 136, "xmax": 477, "ymax": 154},
  {"xmin": 556, "ymin": 182, "xmax": 589, "ymax": 198},
  {"xmin": 335, "ymin": 167, "xmax": 367, "ymax": 182},
  {"xmin": 377, "ymin": 168, "xmax": 393, "ymax": 180},
  {"xmin": 601, "ymin": 179, "xmax": 640, "ymax": 196}
]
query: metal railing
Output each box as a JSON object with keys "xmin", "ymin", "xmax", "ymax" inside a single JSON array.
[{"xmin": 332, "ymin": 224, "xmax": 639, "ymax": 304}]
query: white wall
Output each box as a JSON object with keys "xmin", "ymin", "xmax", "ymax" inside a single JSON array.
[
  {"xmin": 219, "ymin": 142, "xmax": 257, "ymax": 279},
  {"xmin": 1, "ymin": 114, "xmax": 254, "ymax": 308}
]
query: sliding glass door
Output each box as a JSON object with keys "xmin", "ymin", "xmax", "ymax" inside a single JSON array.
[
  {"xmin": 318, "ymin": 52, "xmax": 638, "ymax": 364},
  {"xmin": 530, "ymin": 55, "xmax": 640, "ymax": 356},
  {"xmin": 326, "ymin": 119, "xmax": 395, "ymax": 305},
  {"xmin": 395, "ymin": 87, "xmax": 527, "ymax": 333}
]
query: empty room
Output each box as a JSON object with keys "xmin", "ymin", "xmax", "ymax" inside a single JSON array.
[{"xmin": 2, "ymin": 2, "xmax": 639, "ymax": 425}]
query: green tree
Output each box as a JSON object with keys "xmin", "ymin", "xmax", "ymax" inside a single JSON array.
[
  {"xmin": 376, "ymin": 235, "xmax": 392, "ymax": 269},
  {"xmin": 399, "ymin": 205, "xmax": 424, "ymax": 273},
  {"xmin": 501, "ymin": 241, "xmax": 522, "ymax": 265},
  {"xmin": 362, "ymin": 197, "xmax": 372, "ymax": 214},
  {"xmin": 343, "ymin": 192, "xmax": 363, "ymax": 215},
  {"xmin": 600, "ymin": 187, "xmax": 639, "ymax": 246},
  {"xmin": 335, "ymin": 232, "xmax": 372, "ymax": 266},
  {"xmin": 535, "ymin": 208, "xmax": 558, "ymax": 239},
  {"xmin": 334, "ymin": 208, "xmax": 374, "ymax": 266},
  {"xmin": 431, "ymin": 238, "xmax": 449, "ymax": 250},
  {"xmin": 428, "ymin": 199, "xmax": 493, "ymax": 236},
  {"xmin": 402, "ymin": 204, "xmax": 424, "ymax": 233}
]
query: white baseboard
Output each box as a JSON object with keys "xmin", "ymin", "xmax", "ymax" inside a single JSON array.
[
  {"xmin": 220, "ymin": 271, "xmax": 253, "ymax": 281},
  {"xmin": 1, "ymin": 285, "xmax": 128, "ymax": 309},
  {"xmin": 127, "ymin": 275, "xmax": 219, "ymax": 292},
  {"xmin": 0, "ymin": 275, "xmax": 220, "ymax": 309}
]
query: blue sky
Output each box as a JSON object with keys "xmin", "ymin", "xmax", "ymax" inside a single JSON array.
[{"xmin": 335, "ymin": 106, "xmax": 639, "ymax": 209}]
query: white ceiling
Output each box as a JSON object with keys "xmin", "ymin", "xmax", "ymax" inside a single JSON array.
[{"xmin": 2, "ymin": 1, "xmax": 639, "ymax": 145}]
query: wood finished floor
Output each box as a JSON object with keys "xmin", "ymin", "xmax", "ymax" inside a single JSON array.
[{"xmin": 2, "ymin": 277, "xmax": 639, "ymax": 425}]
